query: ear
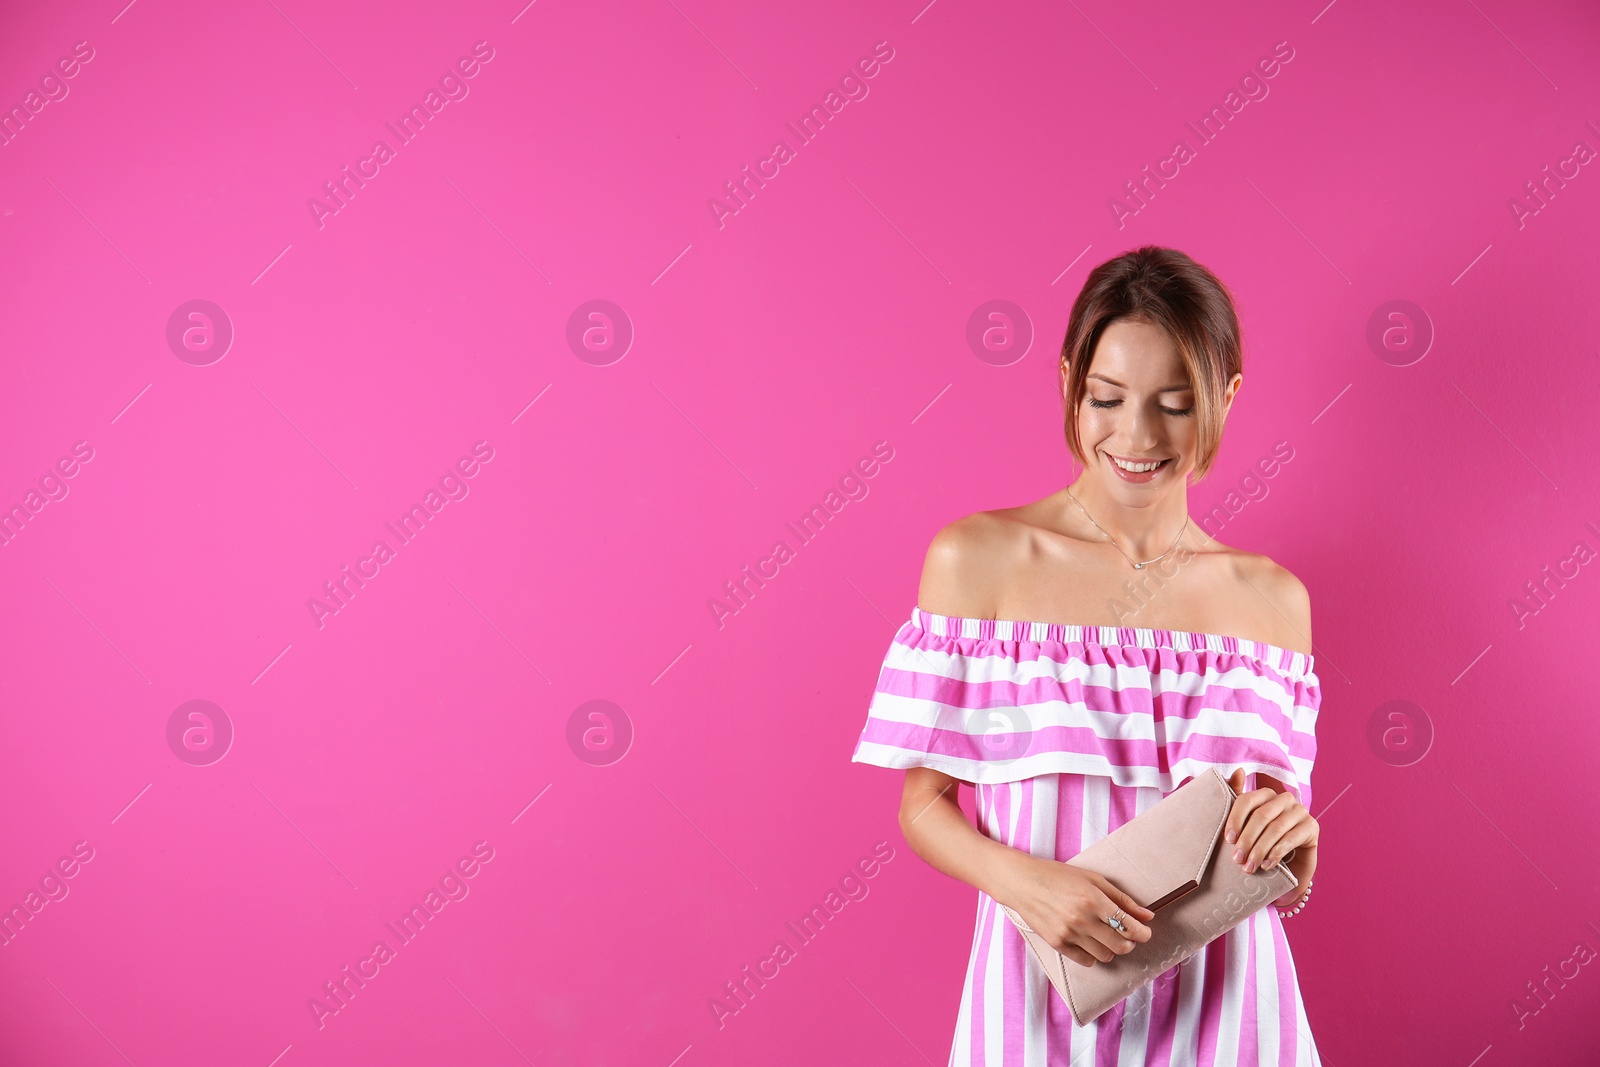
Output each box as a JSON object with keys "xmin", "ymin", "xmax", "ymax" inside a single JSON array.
[{"xmin": 1221, "ymin": 372, "xmax": 1243, "ymax": 418}]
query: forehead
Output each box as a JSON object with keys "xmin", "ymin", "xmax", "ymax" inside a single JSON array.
[{"xmin": 1087, "ymin": 319, "xmax": 1190, "ymax": 388}]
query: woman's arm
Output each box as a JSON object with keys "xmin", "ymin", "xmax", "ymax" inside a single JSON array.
[
  {"xmin": 901, "ymin": 519, "xmax": 1153, "ymax": 965},
  {"xmin": 1240, "ymin": 563, "xmax": 1320, "ymax": 909},
  {"xmin": 897, "ymin": 766, "xmax": 1023, "ymax": 901},
  {"xmin": 902, "ymin": 522, "xmax": 1031, "ymax": 900},
  {"xmin": 898, "ymin": 766, "xmax": 1155, "ymax": 967}
]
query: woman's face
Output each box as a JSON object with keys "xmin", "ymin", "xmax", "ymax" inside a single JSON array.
[{"xmin": 1066, "ymin": 317, "xmax": 1211, "ymax": 495}]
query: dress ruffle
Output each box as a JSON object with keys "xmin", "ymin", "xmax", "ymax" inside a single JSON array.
[{"xmin": 850, "ymin": 608, "xmax": 1321, "ymax": 811}]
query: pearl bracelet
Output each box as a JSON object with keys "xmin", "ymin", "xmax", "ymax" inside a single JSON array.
[{"xmin": 1275, "ymin": 878, "xmax": 1313, "ymax": 919}]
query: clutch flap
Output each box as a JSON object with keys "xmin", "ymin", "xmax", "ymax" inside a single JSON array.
[{"xmin": 1062, "ymin": 767, "xmax": 1232, "ymax": 912}]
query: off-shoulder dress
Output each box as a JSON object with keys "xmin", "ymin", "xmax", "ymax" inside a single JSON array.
[{"xmin": 851, "ymin": 607, "xmax": 1323, "ymax": 1067}]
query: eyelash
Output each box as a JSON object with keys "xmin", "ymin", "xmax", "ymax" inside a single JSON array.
[{"xmin": 1087, "ymin": 397, "xmax": 1195, "ymax": 417}]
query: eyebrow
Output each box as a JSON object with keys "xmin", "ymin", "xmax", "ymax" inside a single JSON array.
[{"xmin": 1087, "ymin": 373, "xmax": 1193, "ymax": 393}]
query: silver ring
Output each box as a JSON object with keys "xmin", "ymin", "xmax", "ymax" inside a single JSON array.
[{"xmin": 1105, "ymin": 909, "xmax": 1126, "ymax": 933}]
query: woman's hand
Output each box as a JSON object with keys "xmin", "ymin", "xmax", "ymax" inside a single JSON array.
[
  {"xmin": 995, "ymin": 852, "xmax": 1156, "ymax": 968},
  {"xmin": 1224, "ymin": 768, "xmax": 1319, "ymax": 909}
]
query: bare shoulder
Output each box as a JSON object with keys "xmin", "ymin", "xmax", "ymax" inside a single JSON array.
[
  {"xmin": 1236, "ymin": 551, "xmax": 1313, "ymax": 654},
  {"xmin": 916, "ymin": 510, "xmax": 1027, "ymax": 618}
]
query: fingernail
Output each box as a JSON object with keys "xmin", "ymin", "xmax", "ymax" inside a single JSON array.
[
  {"xmin": 1232, "ymin": 848, "xmax": 1244, "ymax": 863},
  {"xmin": 1225, "ymin": 828, "xmax": 1237, "ymax": 843},
  {"xmin": 1245, "ymin": 860, "xmax": 1255, "ymax": 872}
]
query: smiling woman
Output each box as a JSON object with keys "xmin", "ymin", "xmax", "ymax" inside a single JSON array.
[{"xmin": 850, "ymin": 245, "xmax": 1323, "ymax": 1066}]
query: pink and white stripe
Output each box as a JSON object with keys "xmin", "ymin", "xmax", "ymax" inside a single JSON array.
[
  {"xmin": 850, "ymin": 608, "xmax": 1324, "ymax": 1066},
  {"xmin": 852, "ymin": 608, "xmax": 1319, "ymax": 811}
]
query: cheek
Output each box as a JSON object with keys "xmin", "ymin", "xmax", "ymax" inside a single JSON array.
[
  {"xmin": 1167, "ymin": 418, "xmax": 1198, "ymax": 448},
  {"xmin": 1077, "ymin": 408, "xmax": 1115, "ymax": 443}
]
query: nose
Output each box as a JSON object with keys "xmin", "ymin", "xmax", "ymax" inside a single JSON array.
[{"xmin": 1118, "ymin": 401, "xmax": 1164, "ymax": 452}]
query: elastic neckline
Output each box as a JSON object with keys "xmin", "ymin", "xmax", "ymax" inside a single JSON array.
[{"xmin": 910, "ymin": 606, "xmax": 1318, "ymax": 683}]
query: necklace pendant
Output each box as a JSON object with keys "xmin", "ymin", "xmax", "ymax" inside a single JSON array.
[{"xmin": 1133, "ymin": 562, "xmax": 1143, "ymax": 569}]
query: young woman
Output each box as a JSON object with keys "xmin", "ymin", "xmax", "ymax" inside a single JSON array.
[{"xmin": 851, "ymin": 246, "xmax": 1323, "ymax": 1065}]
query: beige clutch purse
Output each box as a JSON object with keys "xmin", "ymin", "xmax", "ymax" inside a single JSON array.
[{"xmin": 998, "ymin": 766, "xmax": 1298, "ymax": 1026}]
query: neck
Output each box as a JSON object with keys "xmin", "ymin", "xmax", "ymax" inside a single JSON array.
[{"xmin": 1065, "ymin": 469, "xmax": 1195, "ymax": 561}]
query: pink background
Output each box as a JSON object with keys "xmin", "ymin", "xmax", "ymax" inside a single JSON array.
[{"xmin": 2, "ymin": 0, "xmax": 1598, "ymax": 1063}]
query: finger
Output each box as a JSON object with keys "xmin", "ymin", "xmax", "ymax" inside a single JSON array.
[
  {"xmin": 1096, "ymin": 875, "xmax": 1155, "ymax": 922},
  {"xmin": 1062, "ymin": 944, "xmax": 1103, "ymax": 968},
  {"xmin": 1093, "ymin": 882, "xmax": 1154, "ymax": 941},
  {"xmin": 1249, "ymin": 810, "xmax": 1306, "ymax": 872},
  {"xmin": 1261, "ymin": 833, "xmax": 1304, "ymax": 871},
  {"xmin": 1067, "ymin": 933, "xmax": 1116, "ymax": 965},
  {"xmin": 1237, "ymin": 800, "xmax": 1299, "ymax": 870},
  {"xmin": 1231, "ymin": 791, "xmax": 1292, "ymax": 859},
  {"xmin": 1079, "ymin": 912, "xmax": 1137, "ymax": 961},
  {"xmin": 1223, "ymin": 771, "xmax": 1254, "ymax": 842},
  {"xmin": 1225, "ymin": 792, "xmax": 1253, "ymax": 849},
  {"xmin": 1037, "ymin": 924, "xmax": 1104, "ymax": 964},
  {"xmin": 1100, "ymin": 871, "xmax": 1154, "ymax": 916},
  {"xmin": 1084, "ymin": 874, "xmax": 1153, "ymax": 931},
  {"xmin": 1048, "ymin": 919, "xmax": 1117, "ymax": 964}
]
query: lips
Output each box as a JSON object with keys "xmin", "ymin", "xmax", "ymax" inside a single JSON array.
[
  {"xmin": 1103, "ymin": 452, "xmax": 1172, "ymax": 483},
  {"xmin": 1107, "ymin": 454, "xmax": 1171, "ymax": 472}
]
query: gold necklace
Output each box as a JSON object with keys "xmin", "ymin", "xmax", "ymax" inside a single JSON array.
[{"xmin": 1065, "ymin": 489, "xmax": 1190, "ymax": 570}]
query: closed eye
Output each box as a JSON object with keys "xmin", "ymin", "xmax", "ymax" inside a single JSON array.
[{"xmin": 1087, "ymin": 397, "xmax": 1194, "ymax": 417}]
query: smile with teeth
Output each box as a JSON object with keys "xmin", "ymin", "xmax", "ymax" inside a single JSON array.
[{"xmin": 1108, "ymin": 454, "xmax": 1170, "ymax": 473}]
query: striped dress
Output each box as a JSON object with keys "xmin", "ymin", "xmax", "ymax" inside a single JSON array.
[{"xmin": 851, "ymin": 608, "xmax": 1322, "ymax": 1067}]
